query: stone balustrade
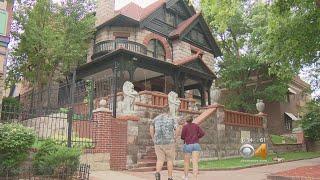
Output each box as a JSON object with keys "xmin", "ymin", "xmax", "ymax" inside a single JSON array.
[
  {"xmin": 135, "ymin": 90, "xmax": 198, "ymax": 112},
  {"xmin": 224, "ymin": 110, "xmax": 263, "ymax": 128},
  {"xmin": 70, "ymin": 90, "xmax": 200, "ymax": 116}
]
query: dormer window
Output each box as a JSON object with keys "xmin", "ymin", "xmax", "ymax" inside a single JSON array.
[
  {"xmin": 166, "ymin": 11, "xmax": 176, "ymax": 27},
  {"xmin": 147, "ymin": 39, "xmax": 166, "ymax": 60}
]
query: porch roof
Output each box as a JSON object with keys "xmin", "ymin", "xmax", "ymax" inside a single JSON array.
[{"xmin": 75, "ymin": 48, "xmax": 216, "ymax": 81}]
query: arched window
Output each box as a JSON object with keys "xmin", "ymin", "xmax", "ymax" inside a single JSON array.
[{"xmin": 147, "ymin": 39, "xmax": 166, "ymax": 60}]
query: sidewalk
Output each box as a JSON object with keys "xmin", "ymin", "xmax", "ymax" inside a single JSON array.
[
  {"xmin": 127, "ymin": 157, "xmax": 320, "ymax": 180},
  {"xmin": 90, "ymin": 171, "xmax": 145, "ymax": 180},
  {"xmin": 268, "ymin": 165, "xmax": 320, "ymax": 180}
]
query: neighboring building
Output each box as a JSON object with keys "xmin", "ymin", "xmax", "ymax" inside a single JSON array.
[
  {"xmin": 265, "ymin": 76, "xmax": 311, "ymax": 135},
  {"xmin": 0, "ymin": 0, "xmax": 13, "ymax": 104}
]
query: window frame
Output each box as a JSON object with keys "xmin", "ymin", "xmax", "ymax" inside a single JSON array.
[
  {"xmin": 0, "ymin": 10, "xmax": 8, "ymax": 36},
  {"xmin": 147, "ymin": 39, "xmax": 166, "ymax": 60}
]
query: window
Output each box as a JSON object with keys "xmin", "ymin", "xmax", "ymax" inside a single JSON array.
[
  {"xmin": 189, "ymin": 30, "xmax": 205, "ymax": 45},
  {"xmin": 115, "ymin": 36, "xmax": 128, "ymax": 41},
  {"xmin": 147, "ymin": 39, "xmax": 166, "ymax": 60},
  {"xmin": 165, "ymin": 12, "xmax": 176, "ymax": 27},
  {"xmin": 0, "ymin": 10, "xmax": 8, "ymax": 35},
  {"xmin": 284, "ymin": 114, "xmax": 292, "ymax": 131}
]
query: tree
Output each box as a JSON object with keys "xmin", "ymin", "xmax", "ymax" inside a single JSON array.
[
  {"xmin": 201, "ymin": 0, "xmax": 290, "ymax": 112},
  {"xmin": 6, "ymin": 0, "xmax": 95, "ymax": 88},
  {"xmin": 259, "ymin": 0, "xmax": 320, "ymax": 79},
  {"xmin": 301, "ymin": 100, "xmax": 320, "ymax": 141}
]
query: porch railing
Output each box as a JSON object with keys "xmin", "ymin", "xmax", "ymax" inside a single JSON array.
[
  {"xmin": 224, "ymin": 110, "xmax": 263, "ymax": 128},
  {"xmin": 94, "ymin": 40, "xmax": 147, "ymax": 56},
  {"xmin": 136, "ymin": 91, "xmax": 197, "ymax": 112}
]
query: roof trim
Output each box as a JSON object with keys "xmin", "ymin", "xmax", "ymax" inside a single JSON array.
[
  {"xmin": 96, "ymin": 14, "xmax": 140, "ymax": 30},
  {"xmin": 169, "ymin": 13, "xmax": 201, "ymax": 38},
  {"xmin": 174, "ymin": 53, "xmax": 216, "ymax": 77},
  {"xmin": 285, "ymin": 112, "xmax": 300, "ymax": 121}
]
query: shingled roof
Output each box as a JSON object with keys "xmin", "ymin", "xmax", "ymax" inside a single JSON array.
[{"xmin": 114, "ymin": 0, "xmax": 166, "ymax": 21}]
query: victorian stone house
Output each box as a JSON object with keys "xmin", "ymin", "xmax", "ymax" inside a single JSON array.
[{"xmin": 78, "ymin": 0, "xmax": 222, "ymax": 110}]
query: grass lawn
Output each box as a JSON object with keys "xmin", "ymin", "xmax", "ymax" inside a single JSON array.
[
  {"xmin": 271, "ymin": 134, "xmax": 297, "ymax": 144},
  {"xmin": 178, "ymin": 151, "xmax": 320, "ymax": 170}
]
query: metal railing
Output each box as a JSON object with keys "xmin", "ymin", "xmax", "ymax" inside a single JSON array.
[
  {"xmin": 93, "ymin": 40, "xmax": 166, "ymax": 60},
  {"xmin": 94, "ymin": 40, "xmax": 148, "ymax": 55}
]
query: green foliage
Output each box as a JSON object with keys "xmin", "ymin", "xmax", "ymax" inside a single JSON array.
[
  {"xmin": 270, "ymin": 134, "xmax": 297, "ymax": 144},
  {"xmin": 1, "ymin": 97, "xmax": 21, "ymax": 121},
  {"xmin": 58, "ymin": 135, "xmax": 94, "ymax": 149},
  {"xmin": 260, "ymin": 0, "xmax": 320, "ymax": 77},
  {"xmin": 301, "ymin": 100, "xmax": 320, "ymax": 141},
  {"xmin": 0, "ymin": 123, "xmax": 36, "ymax": 169},
  {"xmin": 201, "ymin": 0, "xmax": 291, "ymax": 112},
  {"xmin": 33, "ymin": 140, "xmax": 81, "ymax": 176},
  {"xmin": 7, "ymin": 0, "xmax": 95, "ymax": 88}
]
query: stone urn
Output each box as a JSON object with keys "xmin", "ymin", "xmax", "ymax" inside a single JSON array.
[
  {"xmin": 256, "ymin": 99, "xmax": 265, "ymax": 114},
  {"xmin": 211, "ymin": 87, "xmax": 221, "ymax": 104}
]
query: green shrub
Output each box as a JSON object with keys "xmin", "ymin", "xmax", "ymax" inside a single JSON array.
[
  {"xmin": 1, "ymin": 97, "xmax": 21, "ymax": 121},
  {"xmin": 301, "ymin": 100, "xmax": 320, "ymax": 141},
  {"xmin": 0, "ymin": 123, "xmax": 35, "ymax": 170},
  {"xmin": 33, "ymin": 140, "xmax": 81, "ymax": 176}
]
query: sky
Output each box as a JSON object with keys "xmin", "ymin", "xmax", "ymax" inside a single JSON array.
[{"xmin": 115, "ymin": 0, "xmax": 157, "ymax": 9}]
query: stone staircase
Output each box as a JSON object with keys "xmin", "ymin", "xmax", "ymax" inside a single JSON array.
[{"xmin": 129, "ymin": 146, "xmax": 167, "ymax": 172}]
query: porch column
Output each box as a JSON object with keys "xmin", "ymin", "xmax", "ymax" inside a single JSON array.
[
  {"xmin": 207, "ymin": 80, "xmax": 213, "ymax": 105},
  {"xmin": 207, "ymin": 88, "xmax": 211, "ymax": 105},
  {"xmin": 179, "ymin": 74, "xmax": 186, "ymax": 98},
  {"xmin": 172, "ymin": 72, "xmax": 180, "ymax": 96},
  {"xmin": 199, "ymin": 86, "xmax": 206, "ymax": 106},
  {"xmin": 112, "ymin": 61, "xmax": 119, "ymax": 117},
  {"xmin": 127, "ymin": 61, "xmax": 136, "ymax": 82}
]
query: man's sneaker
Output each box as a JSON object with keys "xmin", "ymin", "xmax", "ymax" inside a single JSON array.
[
  {"xmin": 155, "ymin": 172, "xmax": 160, "ymax": 180},
  {"xmin": 168, "ymin": 178, "xmax": 173, "ymax": 180},
  {"xmin": 182, "ymin": 176, "xmax": 189, "ymax": 180}
]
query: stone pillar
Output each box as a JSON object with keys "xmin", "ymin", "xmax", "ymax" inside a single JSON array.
[{"xmin": 215, "ymin": 104, "xmax": 225, "ymax": 159}]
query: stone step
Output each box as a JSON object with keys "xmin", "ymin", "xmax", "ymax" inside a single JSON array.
[
  {"xmin": 137, "ymin": 160, "xmax": 156, "ymax": 167},
  {"xmin": 141, "ymin": 154, "xmax": 157, "ymax": 160},
  {"xmin": 129, "ymin": 166, "xmax": 167, "ymax": 172}
]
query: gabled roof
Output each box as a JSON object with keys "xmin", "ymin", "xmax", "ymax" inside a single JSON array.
[
  {"xmin": 115, "ymin": 0, "xmax": 165, "ymax": 22},
  {"xmin": 97, "ymin": 0, "xmax": 165, "ymax": 29},
  {"xmin": 115, "ymin": 2, "xmax": 142, "ymax": 21},
  {"xmin": 169, "ymin": 13, "xmax": 201, "ymax": 38},
  {"xmin": 174, "ymin": 53, "xmax": 216, "ymax": 77}
]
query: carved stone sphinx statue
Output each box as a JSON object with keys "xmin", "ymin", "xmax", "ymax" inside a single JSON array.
[
  {"xmin": 168, "ymin": 91, "xmax": 181, "ymax": 117},
  {"xmin": 122, "ymin": 81, "xmax": 138, "ymax": 114}
]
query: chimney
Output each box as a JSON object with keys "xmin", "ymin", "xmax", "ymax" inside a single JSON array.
[{"xmin": 95, "ymin": 0, "xmax": 115, "ymax": 27}]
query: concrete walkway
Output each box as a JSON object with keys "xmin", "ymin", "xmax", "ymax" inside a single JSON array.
[
  {"xmin": 91, "ymin": 171, "xmax": 145, "ymax": 180},
  {"xmin": 91, "ymin": 157, "xmax": 320, "ymax": 180}
]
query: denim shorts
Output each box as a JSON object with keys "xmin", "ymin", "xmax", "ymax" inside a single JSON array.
[{"xmin": 183, "ymin": 143, "xmax": 201, "ymax": 154}]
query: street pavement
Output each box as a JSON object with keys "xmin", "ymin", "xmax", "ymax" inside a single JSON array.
[{"xmin": 91, "ymin": 157, "xmax": 320, "ymax": 180}]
